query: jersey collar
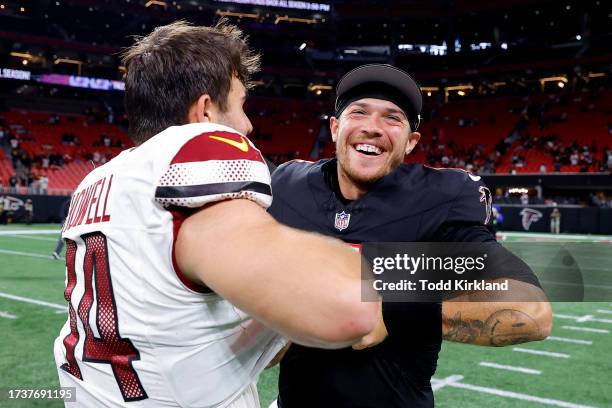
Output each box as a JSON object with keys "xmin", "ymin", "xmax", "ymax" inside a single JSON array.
[{"xmin": 307, "ymin": 158, "xmax": 412, "ymax": 212}]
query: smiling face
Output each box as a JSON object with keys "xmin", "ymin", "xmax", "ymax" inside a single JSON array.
[{"xmin": 330, "ymin": 98, "xmax": 420, "ymax": 199}]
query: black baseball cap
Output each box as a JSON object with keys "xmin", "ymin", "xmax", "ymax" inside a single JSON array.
[{"xmin": 334, "ymin": 64, "xmax": 422, "ymax": 131}]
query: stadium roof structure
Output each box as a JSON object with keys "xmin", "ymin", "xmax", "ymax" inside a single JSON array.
[{"xmin": 0, "ymin": 0, "xmax": 609, "ymax": 99}]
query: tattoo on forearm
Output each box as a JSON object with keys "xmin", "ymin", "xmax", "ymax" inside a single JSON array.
[
  {"xmin": 443, "ymin": 311, "xmax": 482, "ymax": 344},
  {"xmin": 443, "ymin": 309, "xmax": 541, "ymax": 346}
]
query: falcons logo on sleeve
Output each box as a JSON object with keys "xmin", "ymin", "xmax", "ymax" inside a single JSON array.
[{"xmin": 479, "ymin": 186, "xmax": 493, "ymax": 225}]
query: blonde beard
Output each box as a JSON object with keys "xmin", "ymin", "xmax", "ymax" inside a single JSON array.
[{"xmin": 338, "ymin": 154, "xmax": 403, "ymax": 188}]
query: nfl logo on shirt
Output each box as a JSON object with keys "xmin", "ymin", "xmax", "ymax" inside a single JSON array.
[{"xmin": 334, "ymin": 211, "xmax": 351, "ymax": 231}]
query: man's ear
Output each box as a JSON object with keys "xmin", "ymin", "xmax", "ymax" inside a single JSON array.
[
  {"xmin": 187, "ymin": 94, "xmax": 216, "ymax": 124},
  {"xmin": 330, "ymin": 116, "xmax": 339, "ymax": 143},
  {"xmin": 405, "ymin": 131, "xmax": 421, "ymax": 155}
]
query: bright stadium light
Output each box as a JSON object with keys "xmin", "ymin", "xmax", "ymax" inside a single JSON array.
[
  {"xmin": 557, "ymin": 81, "xmax": 565, "ymax": 88},
  {"xmin": 576, "ymin": 34, "xmax": 582, "ymax": 40},
  {"xmin": 299, "ymin": 42, "xmax": 307, "ymax": 51}
]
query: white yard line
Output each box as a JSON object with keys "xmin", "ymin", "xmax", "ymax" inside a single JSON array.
[
  {"xmin": 432, "ymin": 375, "xmax": 597, "ymax": 408},
  {"xmin": 555, "ymin": 313, "xmax": 583, "ymax": 320},
  {"xmin": 555, "ymin": 313, "xmax": 612, "ymax": 324},
  {"xmin": 0, "ymin": 248, "xmax": 55, "ymax": 259},
  {"xmin": 596, "ymin": 309, "xmax": 612, "ymax": 314},
  {"xmin": 1, "ymin": 234, "xmax": 58, "ymax": 242},
  {"xmin": 583, "ymin": 316, "xmax": 611, "ymax": 324},
  {"xmin": 0, "ymin": 291, "xmax": 67, "ymax": 312},
  {"xmin": 561, "ymin": 325, "xmax": 609, "ymax": 334},
  {"xmin": 502, "ymin": 232, "xmax": 612, "ymax": 241},
  {"xmin": 546, "ymin": 336, "xmax": 592, "ymax": 345},
  {"xmin": 478, "ymin": 362, "xmax": 541, "ymax": 375},
  {"xmin": 0, "ymin": 230, "xmax": 59, "ymax": 235},
  {"xmin": 430, "ymin": 375, "xmax": 464, "ymax": 391},
  {"xmin": 512, "ymin": 347, "xmax": 570, "ymax": 358},
  {"xmin": 0, "ymin": 310, "xmax": 18, "ymax": 319}
]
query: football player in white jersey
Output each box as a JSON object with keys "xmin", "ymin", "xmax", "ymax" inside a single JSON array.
[{"xmin": 53, "ymin": 20, "xmax": 378, "ymax": 408}]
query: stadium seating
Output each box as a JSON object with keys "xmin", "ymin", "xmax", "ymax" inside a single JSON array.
[
  {"xmin": 0, "ymin": 89, "xmax": 609, "ymax": 192},
  {"xmin": 0, "ymin": 110, "xmax": 131, "ymax": 194}
]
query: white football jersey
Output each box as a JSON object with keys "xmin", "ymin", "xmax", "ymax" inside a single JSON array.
[{"xmin": 53, "ymin": 122, "xmax": 286, "ymax": 407}]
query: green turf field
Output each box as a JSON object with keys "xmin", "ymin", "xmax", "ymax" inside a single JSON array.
[{"xmin": 0, "ymin": 224, "xmax": 610, "ymax": 407}]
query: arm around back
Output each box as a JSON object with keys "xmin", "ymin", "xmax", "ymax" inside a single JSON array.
[{"xmin": 175, "ymin": 198, "xmax": 378, "ymax": 349}]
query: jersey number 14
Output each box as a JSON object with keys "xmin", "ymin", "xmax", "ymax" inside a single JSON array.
[{"xmin": 61, "ymin": 232, "xmax": 148, "ymax": 402}]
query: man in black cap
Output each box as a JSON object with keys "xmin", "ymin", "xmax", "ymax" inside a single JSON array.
[{"xmin": 268, "ymin": 64, "xmax": 552, "ymax": 407}]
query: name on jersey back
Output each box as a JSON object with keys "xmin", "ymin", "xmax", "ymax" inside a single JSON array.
[{"xmin": 62, "ymin": 174, "xmax": 113, "ymax": 233}]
